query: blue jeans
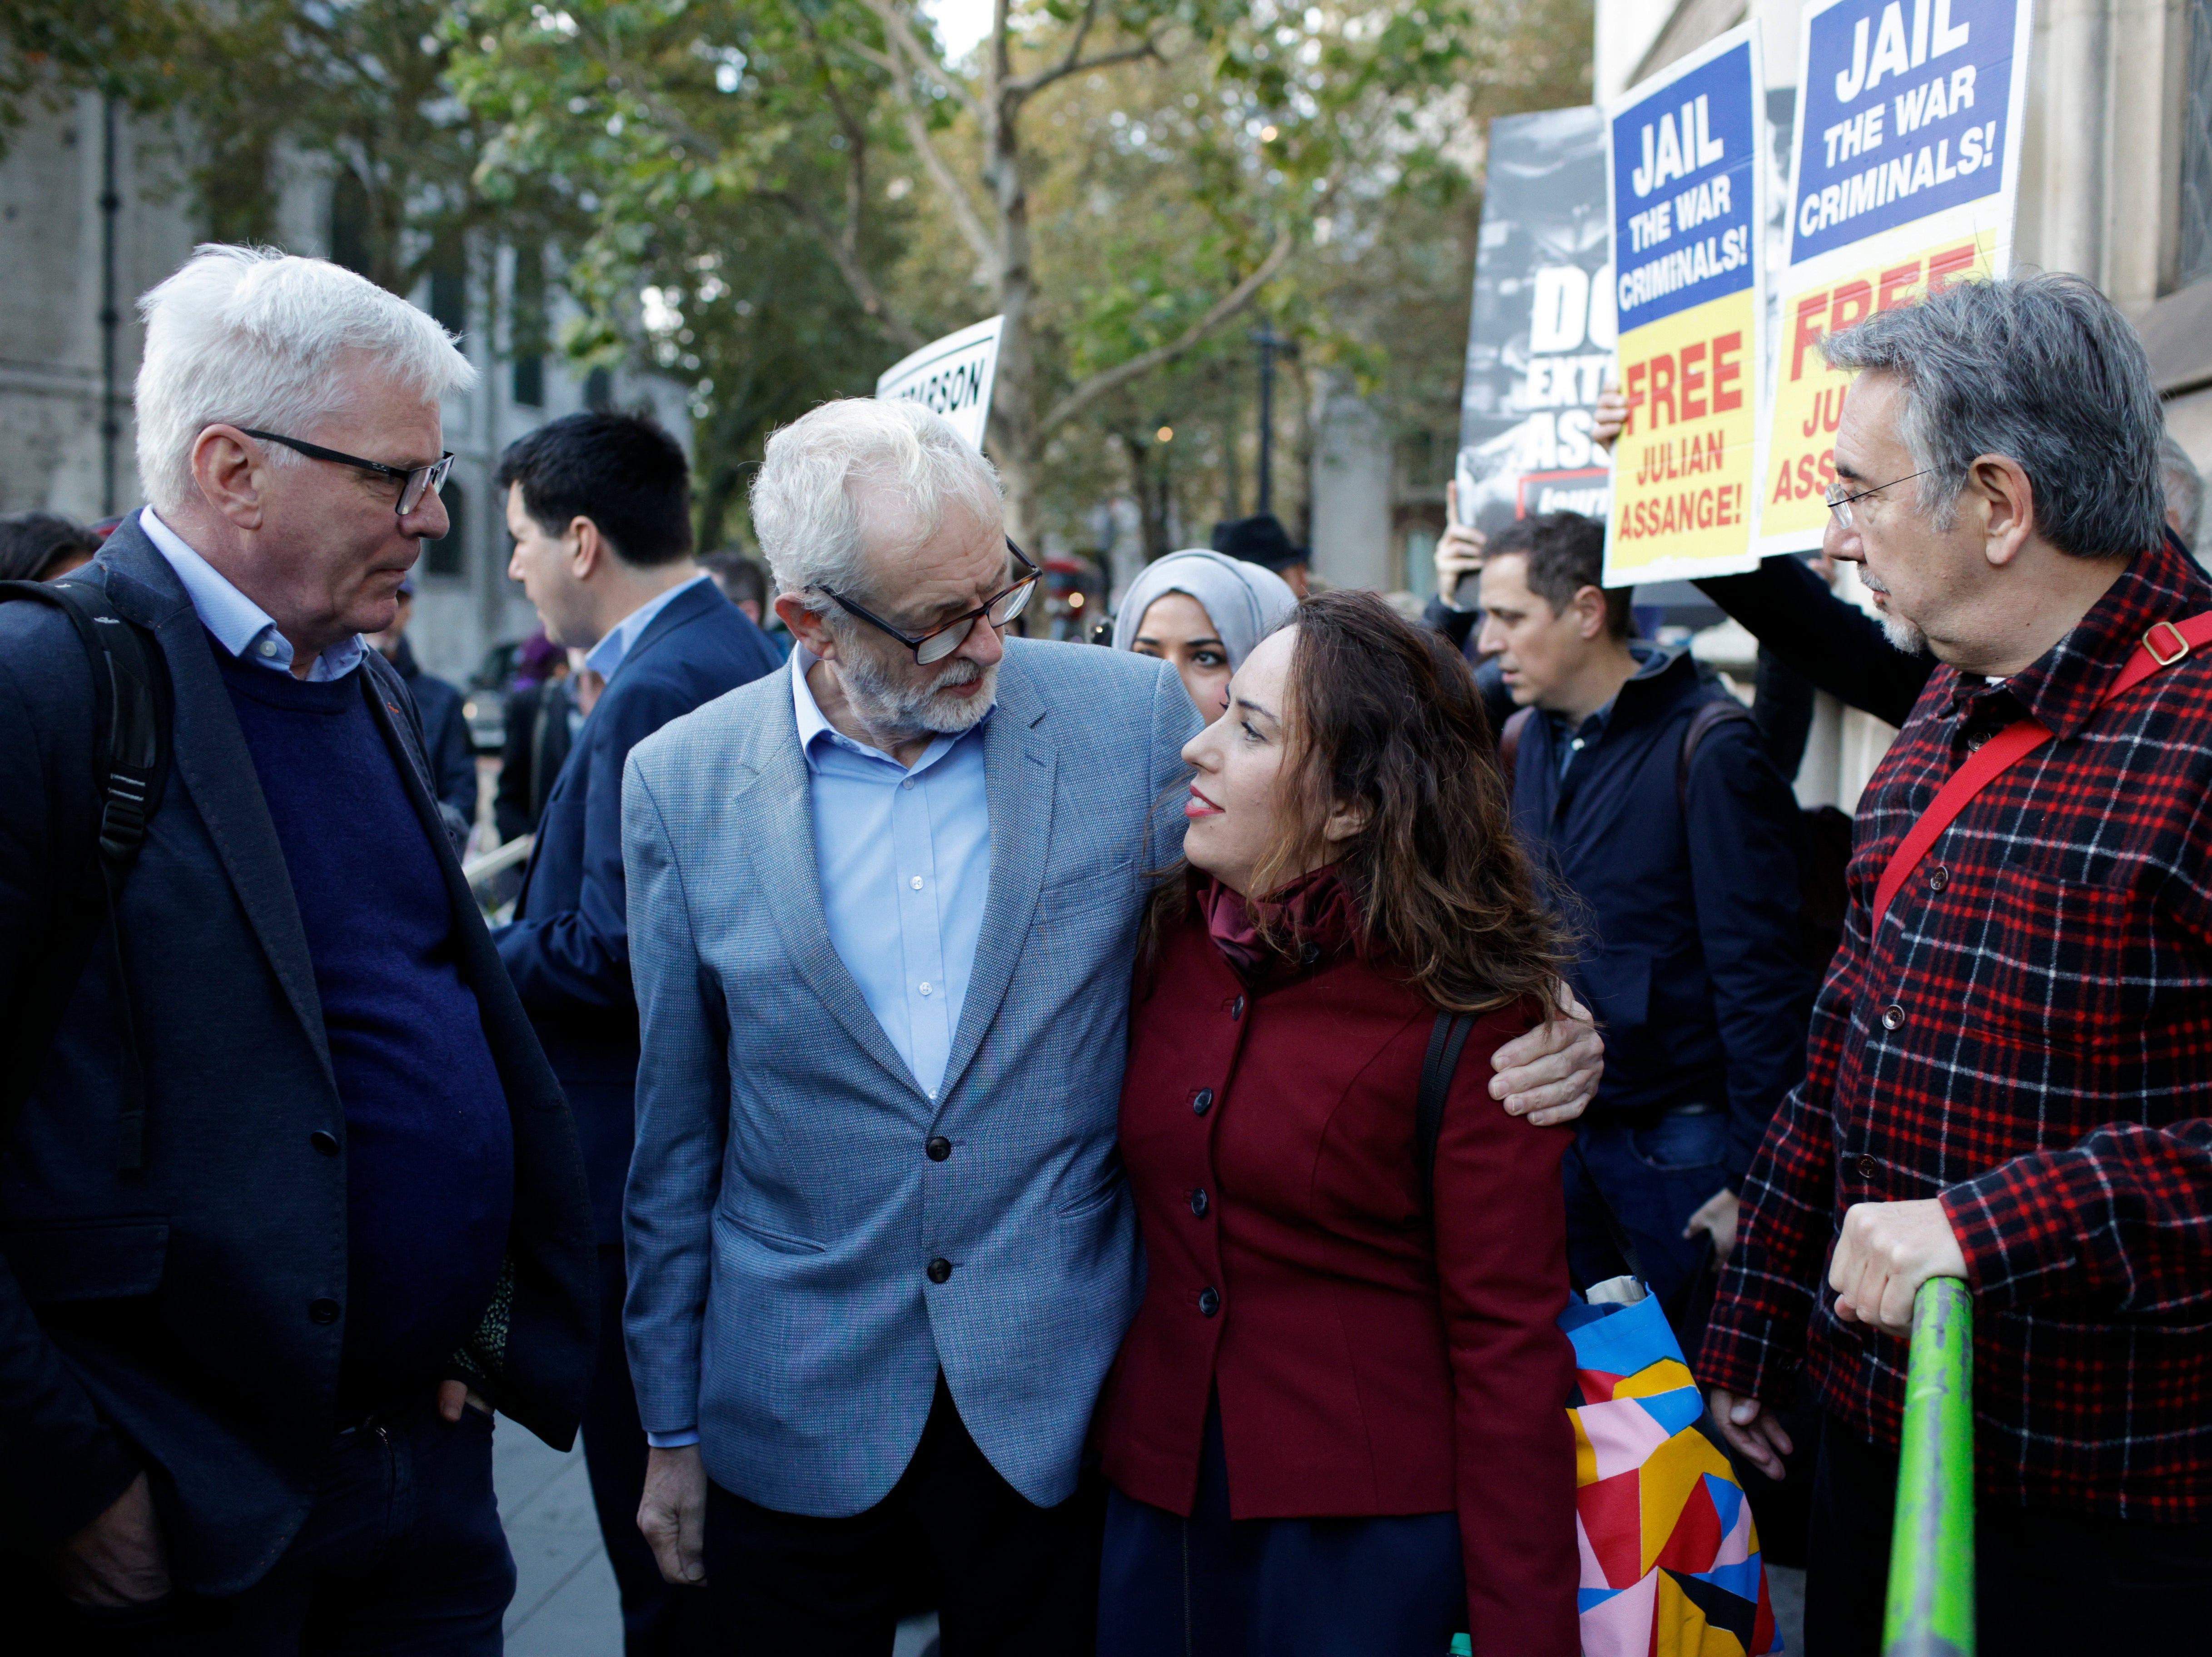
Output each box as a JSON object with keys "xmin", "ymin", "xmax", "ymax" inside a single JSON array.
[
  {"xmin": 15, "ymin": 1401, "xmax": 513, "ymax": 1656},
  {"xmin": 1565, "ymin": 1106, "xmax": 1728, "ymax": 1356}
]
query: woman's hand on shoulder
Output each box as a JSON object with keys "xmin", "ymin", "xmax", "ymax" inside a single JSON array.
[{"xmin": 1489, "ymin": 983, "xmax": 1603, "ymax": 1127}]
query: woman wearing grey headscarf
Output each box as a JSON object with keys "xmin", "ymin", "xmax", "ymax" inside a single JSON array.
[{"xmin": 1110, "ymin": 549, "xmax": 1301, "ymax": 718}]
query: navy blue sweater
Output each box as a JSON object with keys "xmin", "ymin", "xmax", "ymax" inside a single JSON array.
[
  {"xmin": 216, "ymin": 649, "xmax": 513, "ymax": 1411},
  {"xmin": 1510, "ymin": 644, "xmax": 1813, "ymax": 1185}
]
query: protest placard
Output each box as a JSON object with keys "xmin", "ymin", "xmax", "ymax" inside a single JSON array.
[
  {"xmin": 1604, "ymin": 24, "xmax": 1766, "ymax": 585},
  {"xmin": 1455, "ymin": 106, "xmax": 1614, "ymax": 574},
  {"xmin": 1755, "ymin": 0, "xmax": 2033, "ymax": 552},
  {"xmin": 876, "ymin": 315, "xmax": 1004, "ymax": 452}
]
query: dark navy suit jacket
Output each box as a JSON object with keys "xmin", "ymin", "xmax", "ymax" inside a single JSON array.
[
  {"xmin": 0, "ymin": 521, "xmax": 596, "ymax": 1590},
  {"xmin": 391, "ymin": 638, "xmax": 481, "ymax": 818},
  {"xmin": 1510, "ymin": 645, "xmax": 1814, "ymax": 1186},
  {"xmin": 496, "ymin": 577, "xmax": 781, "ymax": 1240}
]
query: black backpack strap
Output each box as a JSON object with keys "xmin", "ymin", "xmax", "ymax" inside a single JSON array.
[
  {"xmin": 1675, "ymin": 696, "xmax": 1757, "ymax": 816},
  {"xmin": 0, "ymin": 577, "xmax": 170, "ymax": 1169}
]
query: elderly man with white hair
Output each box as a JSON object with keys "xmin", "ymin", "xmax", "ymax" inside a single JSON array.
[
  {"xmin": 618, "ymin": 397, "xmax": 1602, "ymax": 1655},
  {"xmin": 0, "ymin": 246, "xmax": 595, "ymax": 1652}
]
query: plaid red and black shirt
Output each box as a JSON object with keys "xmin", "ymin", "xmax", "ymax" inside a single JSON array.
[{"xmin": 1702, "ymin": 534, "xmax": 2212, "ymax": 1521}]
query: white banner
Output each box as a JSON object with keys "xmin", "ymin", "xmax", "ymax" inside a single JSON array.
[{"xmin": 875, "ymin": 316, "xmax": 1004, "ymax": 453}]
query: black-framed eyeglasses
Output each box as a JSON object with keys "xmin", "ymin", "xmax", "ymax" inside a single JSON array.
[
  {"xmin": 241, "ymin": 429, "xmax": 456, "ymax": 518},
  {"xmin": 815, "ymin": 541, "xmax": 1040, "ymax": 665},
  {"xmin": 1824, "ymin": 469, "xmax": 1928, "ymax": 529}
]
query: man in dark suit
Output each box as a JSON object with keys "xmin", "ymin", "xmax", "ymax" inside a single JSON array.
[
  {"xmin": 368, "ymin": 578, "xmax": 481, "ymax": 830},
  {"xmin": 495, "ymin": 410, "xmax": 781, "ymax": 1656},
  {"xmin": 0, "ymin": 245, "xmax": 596, "ymax": 1652}
]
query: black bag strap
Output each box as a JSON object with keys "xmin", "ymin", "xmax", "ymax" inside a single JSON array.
[
  {"xmin": 1675, "ymin": 696, "xmax": 1756, "ymax": 815},
  {"xmin": 0, "ymin": 578, "xmax": 171, "ymax": 1169},
  {"xmin": 1413, "ymin": 1007, "xmax": 1645, "ymax": 1285}
]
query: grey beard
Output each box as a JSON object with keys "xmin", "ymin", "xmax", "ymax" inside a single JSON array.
[
  {"xmin": 1878, "ymin": 610, "xmax": 1927, "ymax": 655},
  {"xmin": 838, "ymin": 643, "xmax": 997, "ymax": 740}
]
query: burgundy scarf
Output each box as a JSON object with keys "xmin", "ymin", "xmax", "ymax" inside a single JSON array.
[{"xmin": 1194, "ymin": 865, "xmax": 1358, "ymax": 985}]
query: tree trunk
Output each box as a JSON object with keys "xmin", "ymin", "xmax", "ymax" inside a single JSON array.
[{"xmin": 982, "ymin": 32, "xmax": 1041, "ymax": 546}]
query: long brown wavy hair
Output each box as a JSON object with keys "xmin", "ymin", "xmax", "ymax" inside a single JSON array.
[{"xmin": 1144, "ymin": 588, "xmax": 1566, "ymax": 1015}]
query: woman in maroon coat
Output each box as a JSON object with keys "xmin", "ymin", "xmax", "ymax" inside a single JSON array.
[{"xmin": 1096, "ymin": 591, "xmax": 1580, "ymax": 1656}]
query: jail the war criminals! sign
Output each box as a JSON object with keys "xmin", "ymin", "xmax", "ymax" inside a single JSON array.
[
  {"xmin": 1604, "ymin": 23, "xmax": 1766, "ymax": 585},
  {"xmin": 876, "ymin": 315, "xmax": 1004, "ymax": 453},
  {"xmin": 1455, "ymin": 107, "xmax": 1615, "ymax": 544},
  {"xmin": 1755, "ymin": 0, "xmax": 2031, "ymax": 552}
]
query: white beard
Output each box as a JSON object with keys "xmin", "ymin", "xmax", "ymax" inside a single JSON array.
[
  {"xmin": 839, "ymin": 644, "xmax": 998, "ymax": 740},
  {"xmin": 1878, "ymin": 610, "xmax": 1927, "ymax": 655}
]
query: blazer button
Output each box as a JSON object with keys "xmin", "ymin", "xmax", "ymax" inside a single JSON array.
[
  {"xmin": 310, "ymin": 1130, "xmax": 340, "ymax": 1157},
  {"xmin": 1189, "ymin": 1188, "xmax": 1209, "ymax": 1218},
  {"xmin": 1929, "ymin": 864, "xmax": 1949, "ymax": 892},
  {"xmin": 927, "ymin": 1258, "xmax": 953, "ymax": 1285},
  {"xmin": 1857, "ymin": 1154, "xmax": 1879, "ymax": 1181},
  {"xmin": 925, "ymin": 1136, "xmax": 952, "ymax": 1162},
  {"xmin": 1880, "ymin": 1004, "xmax": 1905, "ymax": 1031},
  {"xmin": 308, "ymin": 1298, "xmax": 341, "ymax": 1325},
  {"xmin": 1192, "ymin": 1088, "xmax": 1214, "ymax": 1116},
  {"xmin": 1197, "ymin": 1286, "xmax": 1221, "ymax": 1317}
]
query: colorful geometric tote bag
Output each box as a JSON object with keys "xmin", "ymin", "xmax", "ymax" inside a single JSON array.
[{"xmin": 1417, "ymin": 1013, "xmax": 1779, "ymax": 1657}]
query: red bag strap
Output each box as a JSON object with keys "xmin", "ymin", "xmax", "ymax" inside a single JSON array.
[{"xmin": 1870, "ymin": 611, "xmax": 2212, "ymax": 932}]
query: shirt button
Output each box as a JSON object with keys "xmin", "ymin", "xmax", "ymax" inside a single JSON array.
[
  {"xmin": 925, "ymin": 1135, "xmax": 952, "ymax": 1162},
  {"xmin": 910, "ymin": 875, "xmax": 924, "ymax": 889},
  {"xmin": 1929, "ymin": 864, "xmax": 1949, "ymax": 892},
  {"xmin": 902, "ymin": 779, "xmax": 916, "ymax": 789},
  {"xmin": 257, "ymin": 640, "xmax": 279, "ymax": 659},
  {"xmin": 919, "ymin": 981, "xmax": 933, "ymax": 996},
  {"xmin": 310, "ymin": 1130, "xmax": 339, "ymax": 1157},
  {"xmin": 1880, "ymin": 1004, "xmax": 1904, "ymax": 1031},
  {"xmin": 1197, "ymin": 1287, "xmax": 1221, "ymax": 1317},
  {"xmin": 1857, "ymin": 1154, "xmax": 1879, "ymax": 1180},
  {"xmin": 308, "ymin": 1298, "xmax": 341, "ymax": 1325},
  {"xmin": 1190, "ymin": 1188, "xmax": 1210, "ymax": 1218},
  {"xmin": 927, "ymin": 1257, "xmax": 953, "ymax": 1285},
  {"xmin": 1968, "ymin": 733, "xmax": 1988, "ymax": 753},
  {"xmin": 1192, "ymin": 1087, "xmax": 1214, "ymax": 1116},
  {"xmin": 1230, "ymin": 996, "xmax": 1246, "ymax": 1021}
]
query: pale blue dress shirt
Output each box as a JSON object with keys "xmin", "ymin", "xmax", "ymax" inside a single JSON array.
[
  {"xmin": 582, "ymin": 572, "xmax": 714, "ymax": 682},
  {"xmin": 138, "ymin": 506, "xmax": 368, "ymax": 680},
  {"xmin": 644, "ymin": 645, "xmax": 995, "ymax": 1452}
]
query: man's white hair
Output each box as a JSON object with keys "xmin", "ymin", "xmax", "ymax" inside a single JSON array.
[
  {"xmin": 134, "ymin": 244, "xmax": 477, "ymax": 515},
  {"xmin": 750, "ymin": 397, "xmax": 1003, "ymax": 611}
]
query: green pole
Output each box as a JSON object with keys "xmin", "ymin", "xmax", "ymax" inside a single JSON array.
[{"xmin": 1881, "ymin": 1276, "xmax": 1976, "ymax": 1657}]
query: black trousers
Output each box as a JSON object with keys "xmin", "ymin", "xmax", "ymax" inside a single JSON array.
[
  {"xmin": 702, "ymin": 1372, "xmax": 1105, "ymax": 1657},
  {"xmin": 582, "ymin": 1241, "xmax": 714, "ymax": 1656},
  {"xmin": 10, "ymin": 1401, "xmax": 511, "ymax": 1657},
  {"xmin": 1805, "ymin": 1411, "xmax": 2212, "ymax": 1655}
]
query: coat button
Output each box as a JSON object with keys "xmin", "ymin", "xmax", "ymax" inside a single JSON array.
[
  {"xmin": 308, "ymin": 1298, "xmax": 341, "ymax": 1325},
  {"xmin": 310, "ymin": 1130, "xmax": 340, "ymax": 1156},
  {"xmin": 925, "ymin": 1136, "xmax": 952, "ymax": 1162},
  {"xmin": 1880, "ymin": 1004, "xmax": 1905, "ymax": 1031},
  {"xmin": 1190, "ymin": 1188, "xmax": 1209, "ymax": 1218},
  {"xmin": 1197, "ymin": 1286, "xmax": 1221, "ymax": 1317},
  {"xmin": 1230, "ymin": 996, "xmax": 1246, "ymax": 1021},
  {"xmin": 926, "ymin": 1258, "xmax": 953, "ymax": 1285},
  {"xmin": 1192, "ymin": 1088, "xmax": 1214, "ymax": 1116},
  {"xmin": 1857, "ymin": 1154, "xmax": 1879, "ymax": 1180},
  {"xmin": 1929, "ymin": 864, "xmax": 1949, "ymax": 892}
]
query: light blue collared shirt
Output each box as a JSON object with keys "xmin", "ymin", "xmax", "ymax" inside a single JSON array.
[
  {"xmin": 583, "ymin": 573, "xmax": 713, "ymax": 682},
  {"xmin": 792, "ymin": 645, "xmax": 993, "ymax": 1103},
  {"xmin": 137, "ymin": 507, "xmax": 367, "ymax": 681}
]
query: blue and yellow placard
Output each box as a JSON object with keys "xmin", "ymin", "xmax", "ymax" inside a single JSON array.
[
  {"xmin": 1755, "ymin": 0, "xmax": 2032, "ymax": 552},
  {"xmin": 1604, "ymin": 24, "xmax": 1765, "ymax": 585}
]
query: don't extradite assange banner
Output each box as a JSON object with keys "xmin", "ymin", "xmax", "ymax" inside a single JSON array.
[
  {"xmin": 1455, "ymin": 106, "xmax": 1615, "ymax": 550},
  {"xmin": 1604, "ymin": 22, "xmax": 1765, "ymax": 584},
  {"xmin": 1755, "ymin": 0, "xmax": 2032, "ymax": 551}
]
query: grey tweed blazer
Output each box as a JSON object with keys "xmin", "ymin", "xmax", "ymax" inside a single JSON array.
[{"xmin": 621, "ymin": 639, "xmax": 1197, "ymax": 1515}]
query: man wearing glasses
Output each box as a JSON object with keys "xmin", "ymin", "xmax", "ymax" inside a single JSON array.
[{"xmin": 0, "ymin": 246, "xmax": 594, "ymax": 1649}]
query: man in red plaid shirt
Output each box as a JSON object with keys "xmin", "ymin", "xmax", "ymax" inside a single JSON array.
[{"xmin": 1701, "ymin": 274, "xmax": 2212, "ymax": 1652}]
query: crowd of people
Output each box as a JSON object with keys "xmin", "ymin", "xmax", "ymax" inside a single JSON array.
[{"xmin": 0, "ymin": 241, "xmax": 2207, "ymax": 1657}]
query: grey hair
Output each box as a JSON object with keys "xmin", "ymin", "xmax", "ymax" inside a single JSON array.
[
  {"xmin": 1820, "ymin": 273, "xmax": 2166, "ymax": 559},
  {"xmin": 2159, "ymin": 432, "xmax": 2203, "ymax": 552},
  {"xmin": 135, "ymin": 244, "xmax": 476, "ymax": 516},
  {"xmin": 749, "ymin": 397, "xmax": 1003, "ymax": 614}
]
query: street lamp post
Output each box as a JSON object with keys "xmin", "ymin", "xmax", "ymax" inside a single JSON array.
[{"xmin": 1251, "ymin": 326, "xmax": 1295, "ymax": 517}]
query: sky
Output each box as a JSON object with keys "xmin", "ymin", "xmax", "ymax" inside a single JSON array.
[{"xmin": 924, "ymin": 0, "xmax": 997, "ymax": 61}]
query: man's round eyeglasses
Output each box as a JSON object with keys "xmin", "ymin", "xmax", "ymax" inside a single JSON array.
[
  {"xmin": 242, "ymin": 429, "xmax": 456, "ymax": 518},
  {"xmin": 815, "ymin": 541, "xmax": 1041, "ymax": 665},
  {"xmin": 1824, "ymin": 469, "xmax": 1927, "ymax": 529}
]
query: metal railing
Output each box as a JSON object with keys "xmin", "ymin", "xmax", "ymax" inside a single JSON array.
[{"xmin": 1882, "ymin": 1278, "xmax": 1975, "ymax": 1656}]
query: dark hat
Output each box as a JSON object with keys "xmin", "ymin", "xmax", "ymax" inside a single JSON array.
[{"xmin": 1210, "ymin": 513, "xmax": 1307, "ymax": 572}]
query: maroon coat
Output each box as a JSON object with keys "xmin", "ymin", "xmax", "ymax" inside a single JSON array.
[{"xmin": 1096, "ymin": 898, "xmax": 1580, "ymax": 1655}]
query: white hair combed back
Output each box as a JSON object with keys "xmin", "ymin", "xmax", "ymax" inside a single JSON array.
[
  {"xmin": 134, "ymin": 244, "xmax": 477, "ymax": 514},
  {"xmin": 750, "ymin": 398, "xmax": 1003, "ymax": 609}
]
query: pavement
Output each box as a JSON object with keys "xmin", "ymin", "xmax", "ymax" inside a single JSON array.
[{"xmin": 493, "ymin": 1419, "xmax": 1799, "ymax": 1656}]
